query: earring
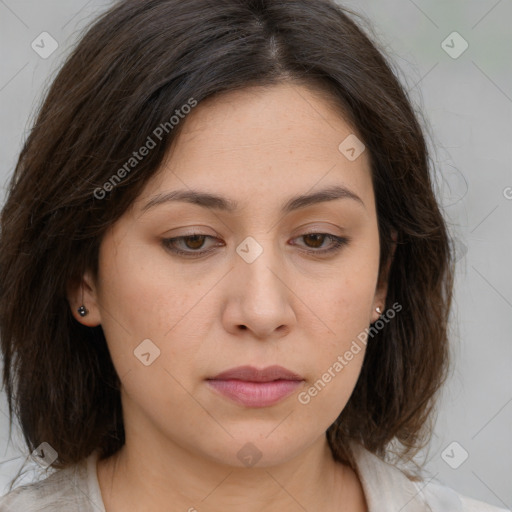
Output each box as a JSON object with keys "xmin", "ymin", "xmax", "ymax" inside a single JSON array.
[
  {"xmin": 78, "ymin": 305, "xmax": 89, "ymax": 317},
  {"xmin": 78, "ymin": 284, "xmax": 88, "ymax": 317},
  {"xmin": 376, "ymin": 306, "xmax": 382, "ymax": 314}
]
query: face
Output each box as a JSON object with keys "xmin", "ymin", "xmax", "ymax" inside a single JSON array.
[{"xmin": 73, "ymin": 82, "xmax": 389, "ymax": 468}]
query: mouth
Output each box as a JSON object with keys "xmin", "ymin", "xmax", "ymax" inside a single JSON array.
[{"xmin": 206, "ymin": 365, "xmax": 305, "ymax": 408}]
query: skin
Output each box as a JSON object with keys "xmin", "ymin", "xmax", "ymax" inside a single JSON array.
[{"xmin": 69, "ymin": 82, "xmax": 394, "ymax": 512}]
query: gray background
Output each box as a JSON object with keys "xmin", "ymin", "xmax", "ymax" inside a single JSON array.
[{"xmin": 0, "ymin": 0, "xmax": 511, "ymax": 508}]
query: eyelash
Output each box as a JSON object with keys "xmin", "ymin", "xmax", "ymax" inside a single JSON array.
[{"xmin": 162, "ymin": 233, "xmax": 350, "ymax": 258}]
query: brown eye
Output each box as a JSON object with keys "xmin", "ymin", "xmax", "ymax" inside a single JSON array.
[
  {"xmin": 163, "ymin": 232, "xmax": 349, "ymax": 259},
  {"xmin": 183, "ymin": 235, "xmax": 207, "ymax": 250},
  {"xmin": 302, "ymin": 233, "xmax": 327, "ymax": 249},
  {"xmin": 162, "ymin": 234, "xmax": 220, "ymax": 257},
  {"xmin": 292, "ymin": 233, "xmax": 350, "ymax": 256}
]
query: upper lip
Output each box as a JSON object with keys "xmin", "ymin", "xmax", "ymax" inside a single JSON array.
[{"xmin": 208, "ymin": 365, "xmax": 303, "ymax": 382}]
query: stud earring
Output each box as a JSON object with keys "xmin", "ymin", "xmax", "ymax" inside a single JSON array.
[
  {"xmin": 78, "ymin": 305, "xmax": 89, "ymax": 317},
  {"xmin": 376, "ymin": 306, "xmax": 382, "ymax": 314}
]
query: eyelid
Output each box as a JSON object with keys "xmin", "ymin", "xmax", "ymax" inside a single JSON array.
[
  {"xmin": 161, "ymin": 231, "xmax": 222, "ymax": 252},
  {"xmin": 290, "ymin": 233, "xmax": 350, "ymax": 254},
  {"xmin": 161, "ymin": 230, "xmax": 350, "ymax": 258}
]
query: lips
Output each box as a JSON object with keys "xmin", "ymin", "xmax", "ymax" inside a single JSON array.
[
  {"xmin": 209, "ymin": 365, "xmax": 304, "ymax": 382},
  {"xmin": 206, "ymin": 365, "xmax": 304, "ymax": 407}
]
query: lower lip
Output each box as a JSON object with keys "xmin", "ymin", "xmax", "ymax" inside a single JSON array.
[{"xmin": 206, "ymin": 379, "xmax": 303, "ymax": 407}]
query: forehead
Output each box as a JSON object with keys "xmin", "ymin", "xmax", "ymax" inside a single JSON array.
[{"xmin": 134, "ymin": 82, "xmax": 374, "ymax": 214}]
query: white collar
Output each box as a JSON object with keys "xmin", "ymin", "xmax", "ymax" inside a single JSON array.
[{"xmin": 349, "ymin": 442, "xmax": 433, "ymax": 511}]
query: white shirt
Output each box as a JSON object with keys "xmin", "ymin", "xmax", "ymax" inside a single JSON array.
[{"xmin": 0, "ymin": 443, "xmax": 509, "ymax": 511}]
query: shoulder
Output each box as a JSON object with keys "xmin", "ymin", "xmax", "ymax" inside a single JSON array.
[
  {"xmin": 348, "ymin": 442, "xmax": 510, "ymax": 512},
  {"xmin": 0, "ymin": 452, "xmax": 104, "ymax": 512},
  {"xmin": 414, "ymin": 480, "xmax": 510, "ymax": 512},
  {"xmin": 0, "ymin": 466, "xmax": 77, "ymax": 511}
]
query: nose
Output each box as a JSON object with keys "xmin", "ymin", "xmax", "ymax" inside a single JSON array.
[{"xmin": 222, "ymin": 240, "xmax": 296, "ymax": 340}]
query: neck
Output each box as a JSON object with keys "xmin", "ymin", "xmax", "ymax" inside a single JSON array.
[{"xmin": 97, "ymin": 434, "xmax": 366, "ymax": 512}]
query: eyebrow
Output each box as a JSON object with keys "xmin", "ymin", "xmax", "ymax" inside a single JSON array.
[{"xmin": 141, "ymin": 184, "xmax": 365, "ymax": 214}]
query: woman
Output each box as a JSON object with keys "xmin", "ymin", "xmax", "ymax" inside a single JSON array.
[{"xmin": 0, "ymin": 0, "xmax": 507, "ymax": 510}]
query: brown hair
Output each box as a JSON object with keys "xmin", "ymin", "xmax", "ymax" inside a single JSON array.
[{"xmin": 0, "ymin": 0, "xmax": 453, "ymax": 489}]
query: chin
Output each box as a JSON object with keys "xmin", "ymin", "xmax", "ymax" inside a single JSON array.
[{"xmin": 196, "ymin": 432, "xmax": 317, "ymax": 469}]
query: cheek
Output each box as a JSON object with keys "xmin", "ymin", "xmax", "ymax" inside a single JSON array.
[
  {"xmin": 300, "ymin": 250, "xmax": 379, "ymax": 403},
  {"xmin": 95, "ymin": 238, "xmax": 207, "ymax": 379},
  {"xmin": 319, "ymin": 254, "xmax": 379, "ymax": 341},
  {"xmin": 97, "ymin": 238, "xmax": 192, "ymax": 331},
  {"xmin": 297, "ymin": 282, "xmax": 371, "ymax": 423}
]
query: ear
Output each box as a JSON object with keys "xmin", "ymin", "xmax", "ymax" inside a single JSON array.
[
  {"xmin": 371, "ymin": 229, "xmax": 397, "ymax": 323},
  {"xmin": 66, "ymin": 270, "xmax": 102, "ymax": 327}
]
